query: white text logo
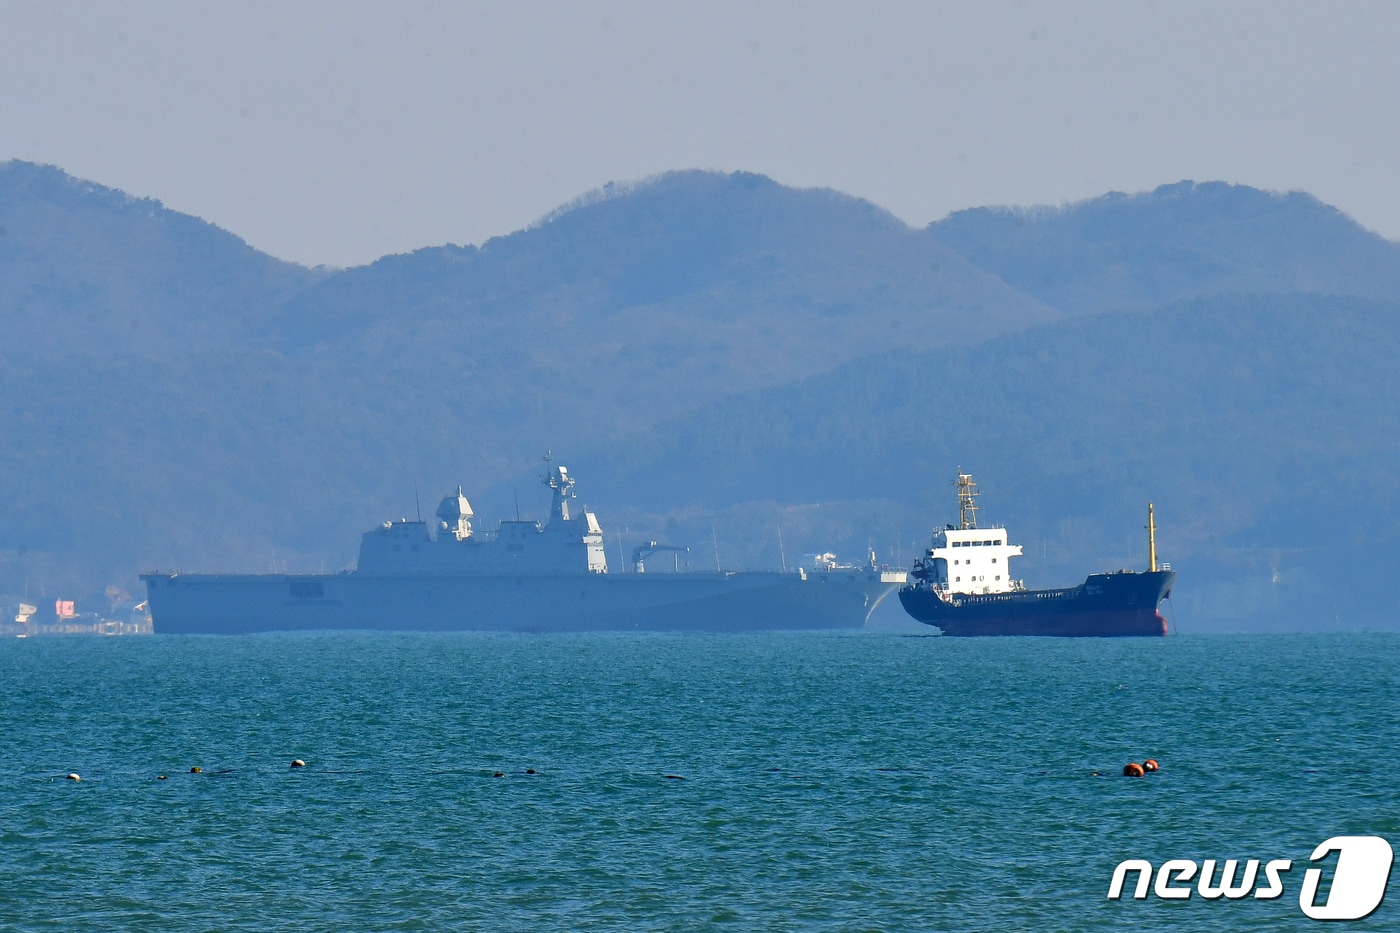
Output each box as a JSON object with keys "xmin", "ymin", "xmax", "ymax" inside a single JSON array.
[{"xmin": 1107, "ymin": 835, "xmax": 1393, "ymax": 921}]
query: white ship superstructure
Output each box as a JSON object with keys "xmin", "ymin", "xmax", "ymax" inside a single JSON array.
[{"xmin": 918, "ymin": 473, "xmax": 1025, "ymax": 595}]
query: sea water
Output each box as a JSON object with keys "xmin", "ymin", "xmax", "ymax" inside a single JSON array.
[{"xmin": 0, "ymin": 631, "xmax": 1395, "ymax": 931}]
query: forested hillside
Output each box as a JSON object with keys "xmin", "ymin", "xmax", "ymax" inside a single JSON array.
[
  {"xmin": 0, "ymin": 161, "xmax": 324, "ymax": 361},
  {"xmin": 560, "ymin": 294, "xmax": 1400, "ymax": 631},
  {"xmin": 3, "ymin": 160, "xmax": 1398, "ymax": 631},
  {"xmin": 929, "ymin": 180, "xmax": 1400, "ymax": 314}
]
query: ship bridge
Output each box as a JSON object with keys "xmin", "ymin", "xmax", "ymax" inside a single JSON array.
[{"xmin": 921, "ymin": 472, "xmax": 1024, "ymax": 595}]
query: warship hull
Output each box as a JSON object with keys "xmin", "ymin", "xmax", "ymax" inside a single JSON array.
[
  {"xmin": 898, "ymin": 570, "xmax": 1175, "ymax": 637},
  {"xmin": 141, "ymin": 569, "xmax": 908, "ymax": 635}
]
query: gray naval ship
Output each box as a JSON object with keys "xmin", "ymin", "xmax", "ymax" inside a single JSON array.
[{"xmin": 141, "ymin": 461, "xmax": 907, "ymax": 634}]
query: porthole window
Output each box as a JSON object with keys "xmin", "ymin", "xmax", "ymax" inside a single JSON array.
[
  {"xmin": 996, "ymin": 575, "xmax": 1001, "ymax": 581},
  {"xmin": 955, "ymin": 576, "xmax": 961, "ymax": 582}
]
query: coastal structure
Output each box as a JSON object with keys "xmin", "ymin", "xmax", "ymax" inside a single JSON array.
[{"xmin": 141, "ymin": 458, "xmax": 906, "ymax": 634}]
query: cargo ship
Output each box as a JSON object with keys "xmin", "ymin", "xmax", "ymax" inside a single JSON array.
[
  {"xmin": 898, "ymin": 473, "xmax": 1174, "ymax": 636},
  {"xmin": 141, "ymin": 458, "xmax": 907, "ymax": 634}
]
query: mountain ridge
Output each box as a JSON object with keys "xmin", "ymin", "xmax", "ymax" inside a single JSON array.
[
  {"xmin": 3, "ymin": 161, "xmax": 1399, "ymax": 631},
  {"xmin": 929, "ymin": 179, "xmax": 1400, "ymax": 313},
  {"xmin": 0, "ymin": 160, "xmax": 326, "ymax": 361}
]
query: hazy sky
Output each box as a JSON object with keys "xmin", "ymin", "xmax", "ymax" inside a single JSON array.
[{"xmin": 3, "ymin": 1, "xmax": 1398, "ymax": 267}]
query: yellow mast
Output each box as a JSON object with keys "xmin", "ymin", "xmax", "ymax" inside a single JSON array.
[{"xmin": 1147, "ymin": 502, "xmax": 1158, "ymax": 572}]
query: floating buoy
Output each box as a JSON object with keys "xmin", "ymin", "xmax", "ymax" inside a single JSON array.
[
  {"xmin": 1123, "ymin": 762, "xmax": 1145, "ymax": 777},
  {"xmin": 290, "ymin": 759, "xmax": 305, "ymax": 769},
  {"xmin": 493, "ymin": 771, "xmax": 504, "ymax": 778},
  {"xmin": 1143, "ymin": 758, "xmax": 1159, "ymax": 772},
  {"xmin": 158, "ymin": 775, "xmax": 168, "ymax": 780},
  {"xmin": 190, "ymin": 766, "xmax": 202, "ymax": 773},
  {"xmin": 66, "ymin": 773, "xmax": 80, "ymax": 781},
  {"xmin": 524, "ymin": 768, "xmax": 536, "ymax": 775},
  {"xmin": 664, "ymin": 774, "xmax": 685, "ymax": 780}
]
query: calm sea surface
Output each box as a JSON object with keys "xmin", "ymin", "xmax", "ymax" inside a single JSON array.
[{"xmin": 1, "ymin": 631, "xmax": 1396, "ymax": 931}]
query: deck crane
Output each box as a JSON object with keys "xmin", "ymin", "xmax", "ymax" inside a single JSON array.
[{"xmin": 631, "ymin": 542, "xmax": 689, "ymax": 573}]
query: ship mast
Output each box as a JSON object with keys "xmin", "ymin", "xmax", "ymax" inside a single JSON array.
[
  {"xmin": 541, "ymin": 450, "xmax": 575, "ymax": 523},
  {"xmin": 1147, "ymin": 502, "xmax": 1158, "ymax": 572},
  {"xmin": 956, "ymin": 472, "xmax": 979, "ymax": 530}
]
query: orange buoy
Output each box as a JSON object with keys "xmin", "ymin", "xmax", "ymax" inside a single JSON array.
[
  {"xmin": 290, "ymin": 759, "xmax": 306, "ymax": 769},
  {"xmin": 493, "ymin": 771, "xmax": 505, "ymax": 778},
  {"xmin": 1143, "ymin": 759, "xmax": 1159, "ymax": 772},
  {"xmin": 190, "ymin": 766, "xmax": 203, "ymax": 773},
  {"xmin": 1123, "ymin": 762, "xmax": 1145, "ymax": 777}
]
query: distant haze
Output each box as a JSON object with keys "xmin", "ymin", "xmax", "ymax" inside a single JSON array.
[
  {"xmin": 4, "ymin": 162, "xmax": 1400, "ymax": 631},
  {"xmin": 2, "ymin": 2, "xmax": 1398, "ymax": 266}
]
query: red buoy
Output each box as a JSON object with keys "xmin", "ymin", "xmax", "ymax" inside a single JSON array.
[
  {"xmin": 1123, "ymin": 762, "xmax": 1145, "ymax": 777},
  {"xmin": 1143, "ymin": 758, "xmax": 1159, "ymax": 772}
]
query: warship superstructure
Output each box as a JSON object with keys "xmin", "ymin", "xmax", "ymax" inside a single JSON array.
[
  {"xmin": 141, "ymin": 459, "xmax": 906, "ymax": 634},
  {"xmin": 898, "ymin": 473, "xmax": 1174, "ymax": 636}
]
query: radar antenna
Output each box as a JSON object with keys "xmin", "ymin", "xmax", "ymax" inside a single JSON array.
[{"xmin": 956, "ymin": 471, "xmax": 980, "ymax": 530}]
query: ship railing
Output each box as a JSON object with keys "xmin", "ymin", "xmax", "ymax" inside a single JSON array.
[{"xmin": 1032, "ymin": 587, "xmax": 1078, "ymax": 600}]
